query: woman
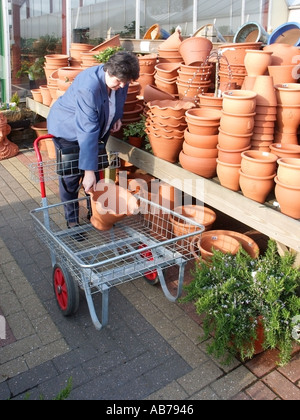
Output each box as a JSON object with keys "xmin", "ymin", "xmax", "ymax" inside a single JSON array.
[{"xmin": 47, "ymin": 51, "xmax": 140, "ymax": 226}]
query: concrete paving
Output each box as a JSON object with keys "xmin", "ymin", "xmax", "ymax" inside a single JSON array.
[{"xmin": 0, "ymin": 143, "xmax": 299, "ymax": 401}]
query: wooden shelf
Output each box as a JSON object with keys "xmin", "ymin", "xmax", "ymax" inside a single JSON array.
[{"xmin": 25, "ymin": 98, "xmax": 300, "ymax": 252}]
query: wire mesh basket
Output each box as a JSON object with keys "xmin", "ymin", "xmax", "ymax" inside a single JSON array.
[
  {"xmin": 30, "ymin": 196, "xmax": 204, "ymax": 293},
  {"xmin": 29, "ymin": 151, "xmax": 120, "ymax": 183}
]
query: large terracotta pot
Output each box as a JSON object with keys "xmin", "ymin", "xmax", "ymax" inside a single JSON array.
[
  {"xmin": 218, "ymin": 42, "xmax": 262, "ymax": 65},
  {"xmin": 170, "ymin": 205, "xmax": 217, "ymax": 235},
  {"xmin": 198, "ymin": 232, "xmax": 241, "ymax": 262},
  {"xmin": 276, "ymin": 104, "xmax": 300, "ymax": 134},
  {"xmin": 222, "ymin": 90, "xmax": 257, "ymax": 114},
  {"xmin": 138, "ymin": 53, "xmax": 158, "ymax": 74},
  {"xmin": 241, "ymin": 150, "xmax": 278, "ymax": 177},
  {"xmin": 146, "ymin": 129, "xmax": 184, "ymax": 163},
  {"xmin": 178, "ymin": 37, "xmax": 213, "ymax": 66},
  {"xmin": 220, "ymin": 111, "xmax": 256, "ymax": 135},
  {"xmin": 216, "ymin": 159, "xmax": 241, "ymax": 192},
  {"xmin": 268, "ymin": 65, "xmax": 298, "ymax": 85},
  {"xmin": 275, "ymin": 176, "xmax": 300, "ymax": 219},
  {"xmin": 263, "ymin": 43, "xmax": 300, "ymax": 65},
  {"xmin": 277, "ymin": 158, "xmax": 300, "ymax": 187},
  {"xmin": 239, "ymin": 170, "xmax": 276, "ymax": 203},
  {"xmin": 274, "ymin": 83, "xmax": 300, "ymax": 106},
  {"xmin": 159, "ymin": 29, "xmax": 183, "ymax": 49},
  {"xmin": 88, "ymin": 182, "xmax": 139, "ymax": 231},
  {"xmin": 244, "ymin": 50, "xmax": 273, "ymax": 77},
  {"xmin": 252, "ymin": 75, "xmax": 277, "ymax": 107},
  {"xmin": 179, "ymin": 151, "xmax": 217, "ymax": 178}
]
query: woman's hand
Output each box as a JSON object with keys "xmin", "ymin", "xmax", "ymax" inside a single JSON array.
[
  {"xmin": 111, "ymin": 119, "xmax": 122, "ymax": 133},
  {"xmin": 83, "ymin": 170, "xmax": 97, "ymax": 193}
]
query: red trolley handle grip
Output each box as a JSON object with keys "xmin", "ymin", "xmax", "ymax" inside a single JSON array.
[{"xmin": 33, "ymin": 135, "xmax": 55, "ymax": 199}]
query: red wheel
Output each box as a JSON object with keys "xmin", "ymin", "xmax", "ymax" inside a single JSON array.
[
  {"xmin": 53, "ymin": 264, "xmax": 79, "ymax": 316},
  {"xmin": 139, "ymin": 244, "xmax": 159, "ymax": 285}
]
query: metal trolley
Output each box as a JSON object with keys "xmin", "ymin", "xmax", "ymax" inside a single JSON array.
[{"xmin": 30, "ymin": 136, "xmax": 205, "ymax": 330}]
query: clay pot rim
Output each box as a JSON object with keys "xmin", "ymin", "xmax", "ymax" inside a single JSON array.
[
  {"xmin": 183, "ymin": 142, "xmax": 218, "ymax": 158},
  {"xmin": 218, "ymin": 145, "xmax": 251, "ymax": 153},
  {"xmin": 218, "ymin": 128, "xmax": 253, "ymax": 138},
  {"xmin": 199, "ymin": 233, "xmax": 241, "ymax": 256},
  {"xmin": 177, "ymin": 80, "xmax": 211, "ymax": 87},
  {"xmin": 179, "ymin": 150, "xmax": 217, "ymax": 162},
  {"xmin": 221, "ymin": 110, "xmax": 256, "ymax": 117},
  {"xmin": 186, "ymin": 118, "xmax": 220, "ymax": 127},
  {"xmin": 171, "ymin": 205, "xmax": 217, "ymax": 226},
  {"xmin": 245, "ymin": 49, "xmax": 273, "ymax": 54},
  {"xmin": 277, "ymin": 158, "xmax": 300, "ymax": 168},
  {"xmin": 274, "ymin": 83, "xmax": 300, "ymax": 92},
  {"xmin": 277, "ymin": 104, "xmax": 300, "ymax": 108},
  {"xmin": 155, "ymin": 62, "xmax": 181, "ymax": 72},
  {"xmin": 239, "ymin": 169, "xmax": 276, "ymax": 180},
  {"xmin": 45, "ymin": 54, "xmax": 69, "ymax": 60},
  {"xmin": 270, "ymin": 143, "xmax": 300, "ymax": 153},
  {"xmin": 275, "ymin": 176, "xmax": 300, "ymax": 190},
  {"xmin": 241, "ymin": 150, "xmax": 278, "ymax": 163},
  {"xmin": 185, "ymin": 128, "xmax": 219, "ymax": 140},
  {"xmin": 222, "ymin": 90, "xmax": 257, "ymax": 100},
  {"xmin": 219, "ymin": 42, "xmax": 262, "ymax": 49},
  {"xmin": 148, "ymin": 99, "xmax": 196, "ymax": 111},
  {"xmin": 154, "ymin": 74, "xmax": 178, "ymax": 83},
  {"xmin": 216, "ymin": 159, "xmax": 241, "ymax": 168},
  {"xmin": 145, "ymin": 128, "xmax": 184, "ymax": 141},
  {"xmin": 186, "ymin": 108, "xmax": 222, "ymax": 120},
  {"xmin": 268, "ymin": 64, "xmax": 295, "ymax": 69}
]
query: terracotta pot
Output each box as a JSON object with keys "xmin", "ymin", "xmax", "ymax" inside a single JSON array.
[
  {"xmin": 198, "ymin": 93, "xmax": 223, "ymax": 110},
  {"xmin": 198, "ymin": 232, "xmax": 241, "ymax": 261},
  {"xmin": 88, "ymin": 182, "xmax": 139, "ymax": 231},
  {"xmin": 186, "ymin": 119, "xmax": 220, "ymax": 136},
  {"xmin": 254, "ymin": 120, "xmax": 275, "ymax": 128},
  {"xmin": 144, "ymin": 84, "xmax": 176, "ymax": 102},
  {"xmin": 184, "ymin": 129, "xmax": 219, "ymax": 149},
  {"xmin": 159, "ymin": 29, "xmax": 183, "ymax": 49},
  {"xmin": 241, "ymin": 150, "xmax": 278, "ymax": 176},
  {"xmin": 185, "ymin": 108, "xmax": 222, "ymax": 123},
  {"xmin": 241, "ymin": 76, "xmax": 257, "ymax": 91},
  {"xmin": 154, "ymin": 75, "xmax": 178, "ymax": 95},
  {"xmin": 148, "ymin": 99, "xmax": 196, "ymax": 118},
  {"xmin": 58, "ymin": 67, "xmax": 83, "ymax": 81},
  {"xmin": 39, "ymin": 85, "xmax": 52, "ymax": 107},
  {"xmin": 274, "ymin": 83, "xmax": 300, "ymax": 106},
  {"xmin": 80, "ymin": 51, "xmax": 99, "ymax": 66},
  {"xmin": 176, "ymin": 80, "xmax": 211, "ymax": 100},
  {"xmin": 270, "ymin": 142, "xmax": 300, "ymax": 159},
  {"xmin": 146, "ymin": 129, "xmax": 184, "ymax": 163},
  {"xmin": 222, "ymin": 90, "xmax": 257, "ymax": 114},
  {"xmin": 263, "ymin": 43, "xmax": 300, "ymax": 66},
  {"xmin": 138, "ymin": 53, "xmax": 158, "ymax": 74},
  {"xmin": 128, "ymin": 81, "xmax": 141, "ymax": 94},
  {"xmin": 268, "ymin": 65, "xmax": 298, "ymax": 85},
  {"xmin": 138, "ymin": 71, "xmax": 156, "ymax": 96},
  {"xmin": 177, "ymin": 70, "xmax": 211, "ymax": 83},
  {"xmin": 128, "ymin": 136, "xmax": 143, "ymax": 148},
  {"xmin": 217, "ymin": 144, "xmax": 251, "ymax": 164},
  {"xmin": 275, "ymin": 176, "xmax": 300, "ymax": 219},
  {"xmin": 277, "ymin": 158, "xmax": 300, "ymax": 186},
  {"xmin": 218, "ymin": 129, "xmax": 252, "ymax": 150},
  {"xmin": 44, "ymin": 54, "xmax": 69, "ymax": 66},
  {"xmin": 216, "ymin": 159, "xmax": 241, "ymax": 192},
  {"xmin": 276, "ymin": 104, "xmax": 300, "ymax": 134},
  {"xmin": 126, "ymin": 90, "xmax": 140, "ymax": 102},
  {"xmin": 252, "ymin": 75, "xmax": 277, "ymax": 107},
  {"xmin": 220, "ymin": 111, "xmax": 256, "ymax": 135},
  {"xmin": 244, "ymin": 50, "xmax": 273, "ymax": 76},
  {"xmin": 149, "ymin": 114, "xmax": 186, "ymax": 127},
  {"xmin": 239, "ymin": 170, "xmax": 276, "ymax": 203},
  {"xmin": 218, "ymin": 42, "xmax": 262, "ymax": 65},
  {"xmin": 180, "ymin": 61, "xmax": 213, "ymax": 74},
  {"xmin": 31, "ymin": 89, "xmax": 43, "ymax": 103},
  {"xmin": 155, "ymin": 62, "xmax": 181, "ymax": 79},
  {"xmin": 124, "ymin": 100, "xmax": 139, "ymax": 112},
  {"xmin": 273, "ymin": 131, "xmax": 299, "ymax": 145},
  {"xmin": 123, "ymin": 104, "xmax": 144, "ymax": 120},
  {"xmin": 146, "ymin": 123, "xmax": 184, "ymax": 139},
  {"xmin": 45, "ymin": 138, "xmax": 57, "ymax": 159},
  {"xmin": 31, "ymin": 121, "xmax": 48, "ymax": 138},
  {"xmin": 57, "ymin": 78, "xmax": 72, "ymax": 91},
  {"xmin": 70, "ymin": 43, "xmax": 93, "ymax": 60},
  {"xmin": 170, "ymin": 205, "xmax": 217, "ymax": 236},
  {"xmin": 255, "ymin": 105, "xmax": 277, "ymax": 116},
  {"xmin": 179, "ymin": 151, "xmax": 217, "ymax": 178},
  {"xmin": 179, "ymin": 37, "xmax": 213, "ymax": 66},
  {"xmin": 183, "ymin": 141, "xmax": 218, "ymax": 158},
  {"xmin": 89, "ymin": 35, "xmax": 121, "ymax": 52}
]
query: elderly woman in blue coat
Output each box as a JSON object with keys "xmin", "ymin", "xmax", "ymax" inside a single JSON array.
[{"xmin": 47, "ymin": 51, "xmax": 140, "ymax": 226}]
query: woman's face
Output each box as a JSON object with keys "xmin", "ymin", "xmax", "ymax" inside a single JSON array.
[{"xmin": 105, "ymin": 72, "xmax": 127, "ymax": 90}]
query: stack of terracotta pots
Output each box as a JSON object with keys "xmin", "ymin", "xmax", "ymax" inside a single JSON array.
[
  {"xmin": 275, "ymin": 158, "xmax": 300, "ymax": 219},
  {"xmin": 274, "ymin": 83, "xmax": 300, "ymax": 145},
  {"xmin": 177, "ymin": 62, "xmax": 213, "ymax": 103},
  {"xmin": 154, "ymin": 62, "xmax": 180, "ymax": 96},
  {"xmin": 157, "ymin": 29, "xmax": 183, "ymax": 64},
  {"xmin": 217, "ymin": 90, "xmax": 255, "ymax": 190},
  {"xmin": 251, "ymin": 75, "xmax": 278, "ymax": 151},
  {"xmin": 198, "ymin": 93, "xmax": 223, "ymax": 110},
  {"xmin": 217, "ymin": 42, "xmax": 262, "ymax": 92},
  {"xmin": 239, "ymin": 150, "xmax": 278, "ymax": 203},
  {"xmin": 137, "ymin": 54, "xmax": 157, "ymax": 97},
  {"xmin": 69, "ymin": 43, "xmax": 93, "ymax": 67},
  {"xmin": 145, "ymin": 100, "xmax": 195, "ymax": 163},
  {"xmin": 179, "ymin": 108, "xmax": 221, "ymax": 178},
  {"xmin": 120, "ymin": 82, "xmax": 144, "ymax": 134},
  {"xmin": 44, "ymin": 54, "xmax": 69, "ymax": 84}
]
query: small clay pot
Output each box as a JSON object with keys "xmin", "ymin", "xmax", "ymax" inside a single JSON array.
[
  {"xmin": 170, "ymin": 205, "xmax": 217, "ymax": 235},
  {"xmin": 178, "ymin": 36, "xmax": 213, "ymax": 66},
  {"xmin": 220, "ymin": 111, "xmax": 256, "ymax": 135},
  {"xmin": 222, "ymin": 90, "xmax": 257, "ymax": 114},
  {"xmin": 270, "ymin": 143, "xmax": 300, "ymax": 159},
  {"xmin": 183, "ymin": 141, "xmax": 218, "ymax": 158},
  {"xmin": 155, "ymin": 62, "xmax": 181, "ymax": 79},
  {"xmin": 274, "ymin": 83, "xmax": 300, "ymax": 106},
  {"xmin": 275, "ymin": 176, "xmax": 300, "ymax": 219},
  {"xmin": 241, "ymin": 150, "xmax": 278, "ymax": 177},
  {"xmin": 198, "ymin": 93, "xmax": 223, "ymax": 110},
  {"xmin": 216, "ymin": 159, "xmax": 241, "ymax": 192},
  {"xmin": 179, "ymin": 151, "xmax": 217, "ymax": 178},
  {"xmin": 148, "ymin": 99, "xmax": 196, "ymax": 118},
  {"xmin": 244, "ymin": 50, "xmax": 273, "ymax": 77},
  {"xmin": 277, "ymin": 158, "xmax": 300, "ymax": 187},
  {"xmin": 218, "ymin": 129, "xmax": 252, "ymax": 150},
  {"xmin": 217, "ymin": 145, "xmax": 251, "ymax": 164},
  {"xmin": 239, "ymin": 170, "xmax": 276, "ymax": 203},
  {"xmin": 184, "ymin": 129, "xmax": 219, "ymax": 149},
  {"xmin": 198, "ymin": 232, "xmax": 241, "ymax": 262}
]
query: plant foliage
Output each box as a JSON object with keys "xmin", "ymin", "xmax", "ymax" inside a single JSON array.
[
  {"xmin": 123, "ymin": 115, "xmax": 146, "ymax": 140},
  {"xmin": 94, "ymin": 46, "xmax": 124, "ymax": 63},
  {"xmin": 181, "ymin": 239, "xmax": 300, "ymax": 366}
]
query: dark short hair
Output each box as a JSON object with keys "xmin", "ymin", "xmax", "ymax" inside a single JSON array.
[{"xmin": 103, "ymin": 51, "xmax": 140, "ymax": 83}]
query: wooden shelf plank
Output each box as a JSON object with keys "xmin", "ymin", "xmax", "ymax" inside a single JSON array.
[
  {"xmin": 107, "ymin": 136, "xmax": 300, "ymax": 252},
  {"xmin": 26, "ymin": 97, "xmax": 50, "ymax": 119}
]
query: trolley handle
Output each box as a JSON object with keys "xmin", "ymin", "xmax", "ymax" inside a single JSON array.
[{"xmin": 33, "ymin": 134, "xmax": 55, "ymax": 199}]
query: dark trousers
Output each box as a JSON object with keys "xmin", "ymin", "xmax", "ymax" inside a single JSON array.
[{"xmin": 53, "ymin": 137, "xmax": 101, "ymax": 225}]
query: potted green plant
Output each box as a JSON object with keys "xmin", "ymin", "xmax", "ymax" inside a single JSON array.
[
  {"xmin": 123, "ymin": 116, "xmax": 146, "ymax": 148},
  {"xmin": 94, "ymin": 46, "xmax": 124, "ymax": 63},
  {"xmin": 181, "ymin": 239, "xmax": 300, "ymax": 366}
]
